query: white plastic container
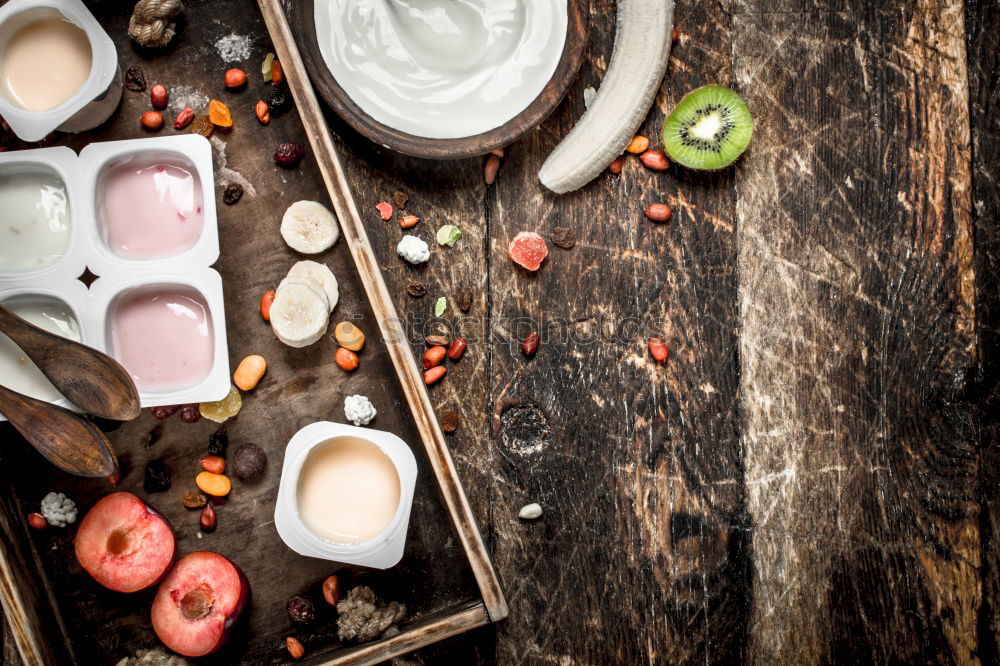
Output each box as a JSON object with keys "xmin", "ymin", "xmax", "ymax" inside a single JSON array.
[
  {"xmin": 274, "ymin": 422, "xmax": 418, "ymax": 569},
  {"xmin": 0, "ymin": 136, "xmax": 229, "ymax": 419},
  {"xmin": 0, "ymin": 0, "xmax": 121, "ymax": 142}
]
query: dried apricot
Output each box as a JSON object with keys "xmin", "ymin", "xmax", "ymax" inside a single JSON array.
[
  {"xmin": 195, "ymin": 471, "xmax": 231, "ymax": 497},
  {"xmin": 208, "ymin": 99, "xmax": 233, "ymax": 127}
]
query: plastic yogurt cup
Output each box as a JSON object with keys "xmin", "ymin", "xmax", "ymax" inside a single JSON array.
[
  {"xmin": 274, "ymin": 422, "xmax": 418, "ymax": 569},
  {"xmin": 0, "ymin": 0, "xmax": 121, "ymax": 141}
]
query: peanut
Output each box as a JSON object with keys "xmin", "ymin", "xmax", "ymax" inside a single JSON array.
[
  {"xmin": 233, "ymin": 354, "xmax": 267, "ymax": 390},
  {"xmin": 260, "ymin": 290, "xmax": 275, "ymax": 321},
  {"xmin": 423, "ymin": 365, "xmax": 447, "ymax": 385},
  {"xmin": 626, "ymin": 135, "xmax": 650, "ymax": 153},
  {"xmin": 150, "ymin": 83, "xmax": 168, "ymax": 109},
  {"xmin": 199, "ymin": 504, "xmax": 216, "ymax": 532},
  {"xmin": 27, "ymin": 513, "xmax": 46, "ymax": 529},
  {"xmin": 335, "ymin": 347, "xmax": 359, "ymax": 372},
  {"xmin": 195, "ymin": 471, "xmax": 231, "ymax": 497},
  {"xmin": 640, "ymin": 150, "xmax": 670, "ymax": 171},
  {"xmin": 644, "ymin": 204, "xmax": 672, "ymax": 222},
  {"xmin": 609, "ymin": 156, "xmax": 624, "ymax": 174},
  {"xmin": 140, "ymin": 111, "xmax": 164, "ymax": 130},
  {"xmin": 447, "ymin": 337, "xmax": 467, "ymax": 360},
  {"xmin": 521, "ymin": 331, "xmax": 540, "ymax": 357},
  {"xmin": 271, "ymin": 60, "xmax": 284, "ymax": 85},
  {"xmin": 285, "ymin": 637, "xmax": 304, "ymax": 660},
  {"xmin": 400, "ymin": 215, "xmax": 420, "ymax": 229},
  {"xmin": 334, "ymin": 322, "xmax": 365, "ymax": 351},
  {"xmin": 648, "ymin": 337, "xmax": 669, "ymax": 364},
  {"xmin": 672, "ymin": 26, "xmax": 680, "ymax": 42},
  {"xmin": 200, "ymin": 455, "xmax": 226, "ymax": 474},
  {"xmin": 223, "ymin": 68, "xmax": 247, "ymax": 88},
  {"xmin": 322, "ymin": 575, "xmax": 341, "ymax": 605},
  {"xmin": 255, "ymin": 100, "xmax": 270, "ymax": 125},
  {"xmin": 423, "ymin": 345, "xmax": 446, "ymax": 369},
  {"xmin": 484, "ymin": 154, "xmax": 501, "ymax": 185},
  {"xmin": 173, "ymin": 106, "xmax": 195, "ymax": 129}
]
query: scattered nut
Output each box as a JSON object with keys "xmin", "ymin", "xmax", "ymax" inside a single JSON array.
[
  {"xmin": 423, "ymin": 365, "xmax": 446, "ymax": 385},
  {"xmin": 335, "ymin": 347, "xmax": 359, "ymax": 372},
  {"xmin": 199, "ymin": 504, "xmax": 217, "ymax": 532},
  {"xmin": 150, "ymin": 83, "xmax": 168, "ymax": 109},
  {"xmin": 285, "ymin": 637, "xmax": 305, "ymax": 660},
  {"xmin": 519, "ymin": 503, "xmax": 543, "ymax": 520},
  {"xmin": 447, "ymin": 337, "xmax": 467, "ymax": 360},
  {"xmin": 233, "ymin": 443, "xmax": 267, "ymax": 480},
  {"xmin": 322, "ymin": 575, "xmax": 341, "ymax": 605},
  {"xmin": 645, "ymin": 203, "xmax": 672, "ymax": 222},
  {"xmin": 423, "ymin": 346, "xmax": 446, "ymax": 369},
  {"xmin": 173, "ymin": 106, "xmax": 194, "ymax": 129},
  {"xmin": 609, "ymin": 156, "xmax": 624, "ymax": 174},
  {"xmin": 223, "ymin": 68, "xmax": 247, "ymax": 88},
  {"xmin": 260, "ymin": 290, "xmax": 276, "ymax": 321},
  {"xmin": 648, "ymin": 337, "xmax": 669, "ymax": 364},
  {"xmin": 200, "ymin": 455, "xmax": 226, "ymax": 475},
  {"xmin": 271, "ymin": 60, "xmax": 284, "ymax": 85},
  {"xmin": 140, "ymin": 111, "xmax": 164, "ymax": 130},
  {"xmin": 639, "ymin": 150, "xmax": 670, "ymax": 171},
  {"xmin": 27, "ymin": 512, "xmax": 47, "ymax": 529},
  {"xmin": 521, "ymin": 331, "xmax": 540, "ymax": 358},
  {"xmin": 400, "ymin": 214, "xmax": 420, "ymax": 229},
  {"xmin": 484, "ymin": 153, "xmax": 501, "ymax": 185},
  {"xmin": 254, "ymin": 100, "xmax": 270, "ymax": 124},
  {"xmin": 456, "ymin": 287, "xmax": 473, "ymax": 312}
]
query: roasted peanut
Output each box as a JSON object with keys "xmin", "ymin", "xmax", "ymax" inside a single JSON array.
[
  {"xmin": 322, "ymin": 575, "xmax": 341, "ymax": 605},
  {"xmin": 140, "ymin": 111, "xmax": 164, "ymax": 130},
  {"xmin": 150, "ymin": 83, "xmax": 168, "ymax": 109},
  {"xmin": 648, "ymin": 337, "xmax": 669, "ymax": 364},
  {"xmin": 400, "ymin": 215, "xmax": 420, "ymax": 229},
  {"xmin": 609, "ymin": 156, "xmax": 624, "ymax": 174},
  {"xmin": 200, "ymin": 455, "xmax": 226, "ymax": 474},
  {"xmin": 447, "ymin": 337, "xmax": 467, "ymax": 360},
  {"xmin": 173, "ymin": 106, "xmax": 195, "ymax": 129},
  {"xmin": 255, "ymin": 100, "xmax": 270, "ymax": 125},
  {"xmin": 484, "ymin": 153, "xmax": 501, "ymax": 185},
  {"xmin": 285, "ymin": 637, "xmax": 304, "ymax": 660},
  {"xmin": 335, "ymin": 347, "xmax": 359, "ymax": 372},
  {"xmin": 234, "ymin": 354, "xmax": 267, "ymax": 390},
  {"xmin": 260, "ymin": 290, "xmax": 275, "ymax": 321},
  {"xmin": 521, "ymin": 331, "xmax": 540, "ymax": 357},
  {"xmin": 27, "ymin": 513, "xmax": 46, "ymax": 529},
  {"xmin": 640, "ymin": 150, "xmax": 670, "ymax": 171},
  {"xmin": 423, "ymin": 345, "xmax": 446, "ymax": 369},
  {"xmin": 223, "ymin": 68, "xmax": 247, "ymax": 88},
  {"xmin": 423, "ymin": 365, "xmax": 447, "ymax": 385},
  {"xmin": 644, "ymin": 204, "xmax": 672, "ymax": 222}
]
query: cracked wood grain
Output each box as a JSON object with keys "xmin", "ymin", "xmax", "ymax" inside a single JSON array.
[{"xmin": 733, "ymin": 0, "xmax": 979, "ymax": 662}]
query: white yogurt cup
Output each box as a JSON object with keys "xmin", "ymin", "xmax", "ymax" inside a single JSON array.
[
  {"xmin": 274, "ymin": 422, "xmax": 418, "ymax": 570},
  {"xmin": 0, "ymin": 0, "xmax": 121, "ymax": 142}
]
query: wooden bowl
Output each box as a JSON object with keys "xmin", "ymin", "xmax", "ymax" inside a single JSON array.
[{"xmin": 288, "ymin": 0, "xmax": 590, "ymax": 160}]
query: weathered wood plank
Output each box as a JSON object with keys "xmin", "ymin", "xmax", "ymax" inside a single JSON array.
[
  {"xmin": 484, "ymin": 0, "xmax": 748, "ymax": 663},
  {"xmin": 732, "ymin": 0, "xmax": 979, "ymax": 662}
]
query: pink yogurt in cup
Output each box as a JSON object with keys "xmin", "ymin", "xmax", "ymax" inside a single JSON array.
[
  {"xmin": 98, "ymin": 155, "xmax": 203, "ymax": 259},
  {"xmin": 110, "ymin": 286, "xmax": 214, "ymax": 391}
]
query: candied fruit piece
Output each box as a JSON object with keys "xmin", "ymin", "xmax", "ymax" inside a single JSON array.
[
  {"xmin": 199, "ymin": 386, "xmax": 242, "ymax": 423},
  {"xmin": 208, "ymin": 100, "xmax": 233, "ymax": 128}
]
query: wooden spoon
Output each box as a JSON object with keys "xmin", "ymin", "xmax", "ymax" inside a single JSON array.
[
  {"xmin": 0, "ymin": 384, "xmax": 119, "ymax": 478},
  {"xmin": 0, "ymin": 304, "xmax": 141, "ymax": 421}
]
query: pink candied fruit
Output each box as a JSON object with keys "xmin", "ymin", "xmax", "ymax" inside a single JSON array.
[
  {"xmin": 375, "ymin": 201, "xmax": 393, "ymax": 221},
  {"xmin": 508, "ymin": 231, "xmax": 549, "ymax": 272}
]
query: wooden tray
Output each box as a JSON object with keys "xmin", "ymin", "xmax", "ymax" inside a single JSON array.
[{"xmin": 0, "ymin": 1, "xmax": 506, "ymax": 664}]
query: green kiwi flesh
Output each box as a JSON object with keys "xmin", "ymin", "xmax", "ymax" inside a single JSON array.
[{"xmin": 662, "ymin": 85, "xmax": 753, "ymax": 170}]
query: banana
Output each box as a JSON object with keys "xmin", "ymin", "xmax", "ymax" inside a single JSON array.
[
  {"xmin": 280, "ymin": 200, "xmax": 340, "ymax": 254},
  {"xmin": 538, "ymin": 0, "xmax": 674, "ymax": 193},
  {"xmin": 286, "ymin": 260, "xmax": 339, "ymax": 312},
  {"xmin": 269, "ymin": 279, "xmax": 330, "ymax": 348}
]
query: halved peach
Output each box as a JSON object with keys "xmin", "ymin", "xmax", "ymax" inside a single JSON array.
[{"xmin": 74, "ymin": 492, "xmax": 175, "ymax": 593}]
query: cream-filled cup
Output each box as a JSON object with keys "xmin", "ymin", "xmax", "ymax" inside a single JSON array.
[
  {"xmin": 274, "ymin": 422, "xmax": 417, "ymax": 569},
  {"xmin": 0, "ymin": 0, "xmax": 121, "ymax": 141}
]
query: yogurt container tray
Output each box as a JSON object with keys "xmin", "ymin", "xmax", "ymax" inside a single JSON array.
[{"xmin": 0, "ymin": 135, "xmax": 229, "ymax": 415}]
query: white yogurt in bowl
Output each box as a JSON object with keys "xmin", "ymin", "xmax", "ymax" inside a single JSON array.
[
  {"xmin": 0, "ymin": 165, "xmax": 70, "ymax": 273},
  {"xmin": 0, "ymin": 293, "xmax": 81, "ymax": 403},
  {"xmin": 314, "ymin": 0, "xmax": 568, "ymax": 139}
]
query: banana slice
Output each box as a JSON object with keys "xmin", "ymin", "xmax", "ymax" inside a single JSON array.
[
  {"xmin": 286, "ymin": 260, "xmax": 339, "ymax": 312},
  {"xmin": 269, "ymin": 279, "xmax": 330, "ymax": 348},
  {"xmin": 538, "ymin": 0, "xmax": 675, "ymax": 193},
  {"xmin": 280, "ymin": 200, "xmax": 340, "ymax": 254}
]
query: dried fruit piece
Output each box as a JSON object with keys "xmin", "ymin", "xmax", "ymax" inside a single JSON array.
[
  {"xmin": 151, "ymin": 404, "xmax": 180, "ymax": 420},
  {"xmin": 423, "ymin": 366, "xmax": 446, "ymax": 385},
  {"xmin": 274, "ymin": 143, "xmax": 305, "ymax": 167},
  {"xmin": 200, "ymin": 455, "xmax": 226, "ymax": 474},
  {"xmin": 335, "ymin": 347, "xmax": 359, "ymax": 372},
  {"xmin": 150, "ymin": 83, "xmax": 168, "ymax": 109},
  {"xmin": 195, "ymin": 472, "xmax": 231, "ymax": 497},
  {"xmin": 322, "ymin": 575, "xmax": 341, "ymax": 605},
  {"xmin": 208, "ymin": 99, "xmax": 233, "ymax": 127},
  {"xmin": 626, "ymin": 135, "xmax": 650, "ymax": 153},
  {"xmin": 639, "ymin": 150, "xmax": 669, "ymax": 171},
  {"xmin": 375, "ymin": 201, "xmax": 393, "ymax": 220},
  {"xmin": 423, "ymin": 346, "xmax": 446, "ymax": 369},
  {"xmin": 27, "ymin": 512, "xmax": 47, "ymax": 529},
  {"xmin": 173, "ymin": 106, "xmax": 194, "ymax": 129},
  {"xmin": 521, "ymin": 331, "xmax": 540, "ymax": 357},
  {"xmin": 407, "ymin": 283, "xmax": 427, "ymax": 298},
  {"xmin": 484, "ymin": 153, "xmax": 501, "ymax": 185},
  {"xmin": 392, "ymin": 191, "xmax": 408, "ymax": 209},
  {"xmin": 183, "ymin": 493, "xmax": 207, "ymax": 509},
  {"xmin": 124, "ymin": 65, "xmax": 147, "ymax": 92},
  {"xmin": 179, "ymin": 404, "xmax": 201, "ymax": 423},
  {"xmin": 233, "ymin": 443, "xmax": 267, "ymax": 480},
  {"xmin": 456, "ymin": 287, "xmax": 473, "ymax": 312},
  {"xmin": 447, "ymin": 337, "xmax": 467, "ymax": 360},
  {"xmin": 551, "ymin": 226, "xmax": 576, "ymax": 249},
  {"xmin": 255, "ymin": 100, "xmax": 270, "ymax": 124},
  {"xmin": 189, "ymin": 115, "xmax": 214, "ymax": 138},
  {"xmin": 144, "ymin": 459, "xmax": 172, "ymax": 493},
  {"xmin": 434, "ymin": 297, "xmax": 447, "ymax": 317},
  {"xmin": 233, "ymin": 355, "xmax": 267, "ymax": 391},
  {"xmin": 436, "ymin": 225, "xmax": 462, "ymax": 247},
  {"xmin": 199, "ymin": 386, "xmax": 242, "ymax": 423},
  {"xmin": 648, "ymin": 337, "xmax": 669, "ymax": 363},
  {"xmin": 262, "ymin": 53, "xmax": 276, "ymax": 81},
  {"xmin": 287, "ymin": 595, "xmax": 316, "ymax": 625},
  {"xmin": 335, "ymin": 322, "xmax": 365, "ymax": 351},
  {"xmin": 609, "ymin": 156, "xmax": 624, "ymax": 174},
  {"xmin": 266, "ymin": 86, "xmax": 290, "ymax": 112},
  {"xmin": 673, "ymin": 26, "xmax": 680, "ymax": 42},
  {"xmin": 208, "ymin": 429, "xmax": 229, "ymax": 457},
  {"xmin": 222, "ymin": 183, "xmax": 243, "ymax": 205},
  {"xmin": 223, "ymin": 68, "xmax": 247, "ymax": 88},
  {"xmin": 260, "ymin": 290, "xmax": 275, "ymax": 321},
  {"xmin": 440, "ymin": 411, "xmax": 459, "ymax": 433},
  {"xmin": 645, "ymin": 203, "xmax": 671, "ymax": 222},
  {"xmin": 271, "ymin": 60, "xmax": 284, "ymax": 85},
  {"xmin": 199, "ymin": 504, "xmax": 217, "ymax": 532},
  {"xmin": 400, "ymin": 214, "xmax": 419, "ymax": 229},
  {"xmin": 424, "ymin": 334, "xmax": 449, "ymax": 347},
  {"xmin": 140, "ymin": 111, "xmax": 164, "ymax": 130},
  {"xmin": 286, "ymin": 637, "xmax": 305, "ymax": 660},
  {"xmin": 508, "ymin": 231, "xmax": 549, "ymax": 271}
]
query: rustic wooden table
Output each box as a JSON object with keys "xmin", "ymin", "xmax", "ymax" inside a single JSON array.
[{"xmin": 4, "ymin": 0, "xmax": 999, "ymax": 663}]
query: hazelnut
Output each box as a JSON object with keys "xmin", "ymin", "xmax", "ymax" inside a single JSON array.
[{"xmin": 233, "ymin": 443, "xmax": 267, "ymax": 480}]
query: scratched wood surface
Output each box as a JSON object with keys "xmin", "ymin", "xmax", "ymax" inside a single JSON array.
[{"xmin": 4, "ymin": 0, "xmax": 1000, "ymax": 663}]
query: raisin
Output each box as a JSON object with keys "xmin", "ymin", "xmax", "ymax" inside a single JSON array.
[
  {"xmin": 223, "ymin": 183, "xmax": 243, "ymax": 205},
  {"xmin": 124, "ymin": 65, "xmax": 147, "ymax": 92},
  {"xmin": 406, "ymin": 283, "xmax": 427, "ymax": 298},
  {"xmin": 393, "ymin": 190, "xmax": 408, "ymax": 209},
  {"xmin": 266, "ymin": 86, "xmax": 290, "ymax": 113},
  {"xmin": 189, "ymin": 115, "xmax": 214, "ymax": 138},
  {"xmin": 551, "ymin": 226, "xmax": 576, "ymax": 249},
  {"xmin": 287, "ymin": 595, "xmax": 316, "ymax": 625},
  {"xmin": 274, "ymin": 143, "xmax": 305, "ymax": 167},
  {"xmin": 441, "ymin": 411, "xmax": 460, "ymax": 433},
  {"xmin": 151, "ymin": 405, "xmax": 179, "ymax": 420},
  {"xmin": 183, "ymin": 493, "xmax": 207, "ymax": 509},
  {"xmin": 456, "ymin": 287, "xmax": 473, "ymax": 312},
  {"xmin": 233, "ymin": 443, "xmax": 267, "ymax": 480},
  {"xmin": 208, "ymin": 429, "xmax": 229, "ymax": 457},
  {"xmin": 144, "ymin": 459, "xmax": 172, "ymax": 493},
  {"xmin": 179, "ymin": 404, "xmax": 201, "ymax": 423}
]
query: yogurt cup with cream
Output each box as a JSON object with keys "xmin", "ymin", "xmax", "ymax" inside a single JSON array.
[
  {"xmin": 274, "ymin": 422, "xmax": 418, "ymax": 569},
  {"xmin": 0, "ymin": 0, "xmax": 121, "ymax": 142}
]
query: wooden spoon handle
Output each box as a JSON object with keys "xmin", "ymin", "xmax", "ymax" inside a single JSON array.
[{"xmin": 0, "ymin": 384, "xmax": 119, "ymax": 478}]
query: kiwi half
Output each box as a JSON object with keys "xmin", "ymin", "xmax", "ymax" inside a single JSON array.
[{"xmin": 662, "ymin": 85, "xmax": 753, "ymax": 170}]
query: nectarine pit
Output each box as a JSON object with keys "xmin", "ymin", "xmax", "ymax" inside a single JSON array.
[
  {"xmin": 180, "ymin": 584, "xmax": 215, "ymax": 621},
  {"xmin": 106, "ymin": 529, "xmax": 129, "ymax": 556}
]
